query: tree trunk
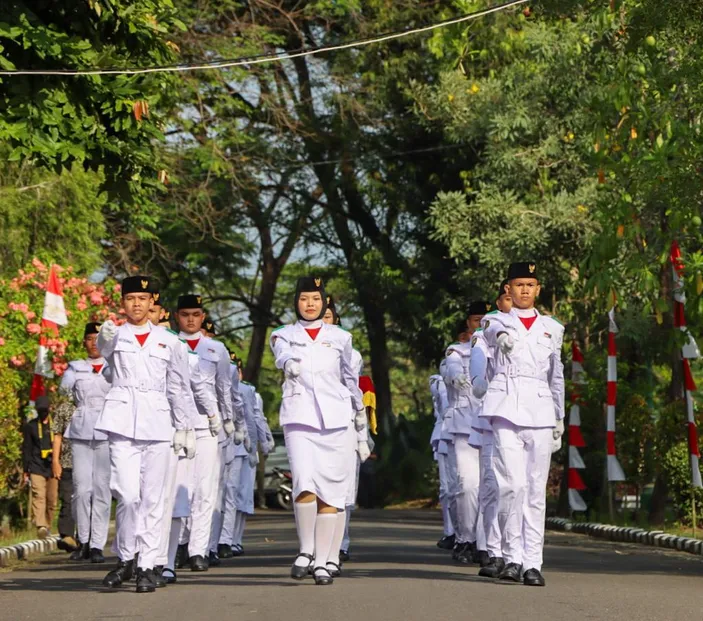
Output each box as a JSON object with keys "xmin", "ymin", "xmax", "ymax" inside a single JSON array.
[{"xmin": 244, "ymin": 256, "xmax": 279, "ymax": 384}]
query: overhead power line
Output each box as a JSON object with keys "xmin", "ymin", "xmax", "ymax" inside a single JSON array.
[{"xmin": 0, "ymin": 0, "xmax": 528, "ymax": 77}]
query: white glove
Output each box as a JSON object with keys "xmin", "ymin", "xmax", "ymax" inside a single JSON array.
[
  {"xmin": 284, "ymin": 359, "xmax": 301, "ymax": 379},
  {"xmin": 185, "ymin": 430, "xmax": 196, "ymax": 459},
  {"xmin": 172, "ymin": 429, "xmax": 186, "ymax": 454},
  {"xmin": 233, "ymin": 429, "xmax": 244, "ymax": 445},
  {"xmin": 99, "ymin": 320, "xmax": 118, "ymax": 341},
  {"xmin": 248, "ymin": 452, "xmax": 258, "ymax": 467},
  {"xmin": 223, "ymin": 419, "xmax": 235, "ymax": 437},
  {"xmin": 472, "ymin": 376, "xmax": 488, "ymax": 398},
  {"xmin": 243, "ymin": 433, "xmax": 252, "ymax": 453},
  {"xmin": 551, "ymin": 436, "xmax": 562, "ymax": 454},
  {"xmin": 496, "ymin": 332, "xmax": 515, "ymax": 355},
  {"xmin": 453, "ymin": 374, "xmax": 469, "ymax": 389},
  {"xmin": 266, "ymin": 439, "xmax": 275, "ymax": 453},
  {"xmin": 553, "ymin": 418, "xmax": 565, "ymax": 440},
  {"xmin": 354, "ymin": 409, "xmax": 367, "ymax": 431},
  {"xmin": 208, "ymin": 415, "xmax": 222, "ymax": 437},
  {"xmin": 357, "ymin": 441, "xmax": 371, "ymax": 463}
]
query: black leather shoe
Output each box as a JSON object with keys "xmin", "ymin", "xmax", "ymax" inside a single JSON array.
[
  {"xmin": 313, "ymin": 567, "xmax": 334, "ymax": 586},
  {"xmin": 477, "ymin": 550, "xmax": 490, "ymax": 567},
  {"xmin": 479, "ymin": 557, "xmax": 505, "ymax": 578},
  {"xmin": 152, "ymin": 566, "xmax": 167, "ymax": 588},
  {"xmin": 90, "ymin": 548, "xmax": 105, "ymax": 564},
  {"xmin": 290, "ymin": 553, "xmax": 314, "ymax": 580},
  {"xmin": 136, "ymin": 568, "xmax": 156, "ymax": 593},
  {"xmin": 162, "ymin": 568, "xmax": 177, "ymax": 584},
  {"xmin": 232, "ymin": 544, "xmax": 244, "ymax": 556},
  {"xmin": 70, "ymin": 543, "xmax": 89, "ymax": 562},
  {"xmin": 436, "ymin": 534, "xmax": 456, "ymax": 550},
  {"xmin": 523, "ymin": 567, "xmax": 546, "ymax": 587},
  {"xmin": 326, "ymin": 562, "xmax": 342, "ymax": 577},
  {"xmin": 218, "ymin": 544, "xmax": 234, "ymax": 559},
  {"xmin": 498, "ymin": 562, "xmax": 522, "ymax": 583},
  {"xmin": 102, "ymin": 559, "xmax": 134, "ymax": 588},
  {"xmin": 175, "ymin": 544, "xmax": 188, "ymax": 569},
  {"xmin": 208, "ymin": 551, "xmax": 221, "ymax": 567},
  {"xmin": 57, "ymin": 537, "xmax": 79, "ymax": 553},
  {"xmin": 339, "ymin": 549, "xmax": 350, "ymax": 562},
  {"xmin": 190, "ymin": 555, "xmax": 209, "ymax": 572},
  {"xmin": 451, "ymin": 542, "xmax": 466, "ymax": 561}
]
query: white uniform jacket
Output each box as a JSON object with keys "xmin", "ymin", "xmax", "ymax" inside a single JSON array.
[
  {"xmin": 183, "ymin": 335, "xmax": 235, "ymax": 431},
  {"xmin": 351, "ymin": 348, "xmax": 369, "ymax": 445},
  {"xmin": 95, "ymin": 323, "xmax": 191, "ymax": 441},
  {"xmin": 442, "ymin": 341, "xmax": 481, "ymax": 436},
  {"xmin": 438, "ymin": 359, "xmax": 455, "ymax": 445},
  {"xmin": 429, "ymin": 374, "xmax": 448, "ymax": 452},
  {"xmin": 270, "ymin": 322, "xmax": 363, "ymax": 430},
  {"xmin": 469, "ymin": 330, "xmax": 494, "ymax": 433},
  {"xmin": 478, "ymin": 309, "xmax": 565, "ymax": 428},
  {"xmin": 235, "ymin": 382, "xmax": 270, "ymax": 457},
  {"xmin": 60, "ymin": 359, "xmax": 111, "ymax": 441}
]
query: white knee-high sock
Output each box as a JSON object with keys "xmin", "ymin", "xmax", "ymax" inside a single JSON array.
[
  {"xmin": 234, "ymin": 512, "xmax": 247, "ymax": 546},
  {"xmin": 326, "ymin": 511, "xmax": 346, "ymax": 567},
  {"xmin": 166, "ymin": 519, "xmax": 182, "ymax": 571},
  {"xmin": 293, "ymin": 501, "xmax": 317, "ymax": 566},
  {"xmin": 313, "ymin": 513, "xmax": 338, "ymax": 573}
]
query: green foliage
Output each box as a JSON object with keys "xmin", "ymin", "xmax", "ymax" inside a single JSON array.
[{"xmin": 661, "ymin": 442, "xmax": 703, "ymax": 523}]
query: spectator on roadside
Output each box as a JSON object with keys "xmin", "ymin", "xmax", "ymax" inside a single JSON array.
[
  {"xmin": 52, "ymin": 393, "xmax": 80, "ymax": 555},
  {"xmin": 22, "ymin": 395, "xmax": 58, "ymax": 539}
]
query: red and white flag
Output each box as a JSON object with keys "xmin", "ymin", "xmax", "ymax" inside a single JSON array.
[
  {"xmin": 606, "ymin": 307, "xmax": 626, "ymax": 482},
  {"xmin": 29, "ymin": 265, "xmax": 67, "ymax": 403},
  {"xmin": 568, "ymin": 341, "xmax": 587, "ymax": 511},
  {"xmin": 671, "ymin": 241, "xmax": 702, "ymax": 488}
]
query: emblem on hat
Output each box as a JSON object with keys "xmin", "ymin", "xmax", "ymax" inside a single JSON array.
[
  {"xmin": 485, "ymin": 303, "xmax": 491, "ymax": 311},
  {"xmin": 314, "ymin": 278, "xmax": 321, "ymax": 287},
  {"xmin": 154, "ymin": 292, "xmax": 160, "ymax": 302},
  {"xmin": 197, "ymin": 296, "xmax": 202, "ymax": 305},
  {"xmin": 141, "ymin": 279, "xmax": 148, "ymax": 290},
  {"xmin": 529, "ymin": 264, "xmax": 536, "ymax": 274}
]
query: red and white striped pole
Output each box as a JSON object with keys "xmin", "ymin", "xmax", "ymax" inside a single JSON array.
[
  {"xmin": 606, "ymin": 307, "xmax": 625, "ymax": 482},
  {"xmin": 670, "ymin": 241, "xmax": 701, "ymax": 489},
  {"xmin": 568, "ymin": 341, "xmax": 587, "ymax": 512}
]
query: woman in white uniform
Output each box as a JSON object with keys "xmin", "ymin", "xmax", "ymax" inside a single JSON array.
[{"xmin": 270, "ymin": 277, "xmax": 364, "ymax": 586}]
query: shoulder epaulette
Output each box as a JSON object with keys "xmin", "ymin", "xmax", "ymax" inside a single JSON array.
[
  {"xmin": 167, "ymin": 328, "xmax": 178, "ymax": 335},
  {"xmin": 485, "ymin": 310, "xmax": 499, "ymax": 316},
  {"xmin": 546, "ymin": 315, "xmax": 564, "ymax": 326},
  {"xmin": 242, "ymin": 380, "xmax": 252, "ymax": 386},
  {"xmin": 272, "ymin": 325, "xmax": 286, "ymax": 332},
  {"xmin": 474, "ymin": 328, "xmax": 483, "ymax": 333}
]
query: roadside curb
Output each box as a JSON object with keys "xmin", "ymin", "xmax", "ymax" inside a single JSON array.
[
  {"xmin": 0, "ymin": 535, "xmax": 60, "ymax": 567},
  {"xmin": 546, "ymin": 517, "xmax": 703, "ymax": 556}
]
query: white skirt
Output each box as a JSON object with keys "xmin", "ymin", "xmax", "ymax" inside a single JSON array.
[{"xmin": 284, "ymin": 423, "xmax": 355, "ymax": 509}]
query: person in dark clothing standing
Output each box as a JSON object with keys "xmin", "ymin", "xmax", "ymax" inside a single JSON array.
[
  {"xmin": 52, "ymin": 393, "xmax": 80, "ymax": 555},
  {"xmin": 22, "ymin": 395, "xmax": 58, "ymax": 539}
]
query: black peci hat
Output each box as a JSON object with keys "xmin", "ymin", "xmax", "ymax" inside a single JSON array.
[
  {"xmin": 203, "ymin": 319, "xmax": 216, "ymax": 335},
  {"xmin": 177, "ymin": 294, "xmax": 203, "ymax": 310},
  {"xmin": 507, "ymin": 262, "xmax": 539, "ymax": 280},
  {"xmin": 468, "ymin": 300, "xmax": 491, "ymax": 316},
  {"xmin": 294, "ymin": 276, "xmax": 328, "ymax": 321},
  {"xmin": 84, "ymin": 322, "xmax": 101, "ymax": 338},
  {"xmin": 326, "ymin": 295, "xmax": 341, "ymax": 325},
  {"xmin": 496, "ymin": 279, "xmax": 510, "ymax": 301},
  {"xmin": 121, "ymin": 275, "xmax": 154, "ymax": 296}
]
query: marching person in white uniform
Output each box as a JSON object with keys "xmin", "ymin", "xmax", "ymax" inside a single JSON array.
[
  {"xmin": 60, "ymin": 322, "xmax": 111, "ymax": 564},
  {"xmin": 471, "ymin": 280, "xmax": 512, "ymax": 578},
  {"xmin": 321, "ymin": 297, "xmax": 372, "ymax": 576},
  {"xmin": 175, "ymin": 294, "xmax": 245, "ymax": 572},
  {"xmin": 270, "ymin": 276, "xmax": 364, "ymax": 586},
  {"xmin": 471, "ymin": 262, "xmax": 565, "ymax": 587},
  {"xmin": 429, "ymin": 372, "xmax": 454, "ymax": 550},
  {"xmin": 441, "ymin": 301, "xmax": 491, "ymax": 565},
  {"xmin": 95, "ymin": 276, "xmax": 194, "ymax": 594}
]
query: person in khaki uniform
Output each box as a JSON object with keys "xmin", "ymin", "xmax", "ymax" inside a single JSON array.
[{"xmin": 22, "ymin": 395, "xmax": 58, "ymax": 539}]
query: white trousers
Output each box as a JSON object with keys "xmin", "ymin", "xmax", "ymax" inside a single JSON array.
[
  {"xmin": 188, "ymin": 433, "xmax": 221, "ymax": 558},
  {"xmin": 477, "ymin": 432, "xmax": 501, "ymax": 557},
  {"xmin": 220, "ymin": 457, "xmax": 244, "ymax": 546},
  {"xmin": 437, "ymin": 452, "xmax": 455, "ymax": 537},
  {"xmin": 341, "ymin": 456, "xmax": 361, "ymax": 551},
  {"xmin": 156, "ymin": 448, "xmax": 179, "ymax": 566},
  {"xmin": 209, "ymin": 446, "xmax": 233, "ymax": 553},
  {"xmin": 453, "ymin": 435, "xmax": 481, "ymax": 544},
  {"xmin": 109, "ymin": 435, "xmax": 171, "ymax": 569},
  {"xmin": 443, "ymin": 442, "xmax": 460, "ymax": 541},
  {"xmin": 492, "ymin": 418, "xmax": 553, "ymax": 571},
  {"xmin": 71, "ymin": 439, "xmax": 111, "ymax": 549}
]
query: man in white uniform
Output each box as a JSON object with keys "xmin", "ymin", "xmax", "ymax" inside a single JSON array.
[
  {"xmin": 60, "ymin": 322, "xmax": 111, "ymax": 564},
  {"xmin": 472, "ymin": 262, "xmax": 565, "ymax": 587},
  {"xmin": 441, "ymin": 301, "xmax": 490, "ymax": 565},
  {"xmin": 96, "ymin": 276, "xmax": 194, "ymax": 593},
  {"xmin": 175, "ymin": 294, "xmax": 245, "ymax": 571},
  {"xmin": 429, "ymin": 373, "xmax": 454, "ymax": 549}
]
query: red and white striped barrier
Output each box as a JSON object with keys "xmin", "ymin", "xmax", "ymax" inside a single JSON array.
[
  {"xmin": 568, "ymin": 341, "xmax": 587, "ymax": 511},
  {"xmin": 606, "ymin": 307, "xmax": 625, "ymax": 482}
]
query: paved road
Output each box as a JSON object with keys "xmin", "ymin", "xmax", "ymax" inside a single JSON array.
[{"xmin": 2, "ymin": 510, "xmax": 703, "ymax": 620}]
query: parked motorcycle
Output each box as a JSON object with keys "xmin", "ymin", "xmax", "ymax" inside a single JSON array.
[{"xmin": 272, "ymin": 467, "xmax": 293, "ymax": 511}]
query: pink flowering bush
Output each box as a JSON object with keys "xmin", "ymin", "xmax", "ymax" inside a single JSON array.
[{"xmin": 0, "ymin": 260, "xmax": 121, "ymax": 497}]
